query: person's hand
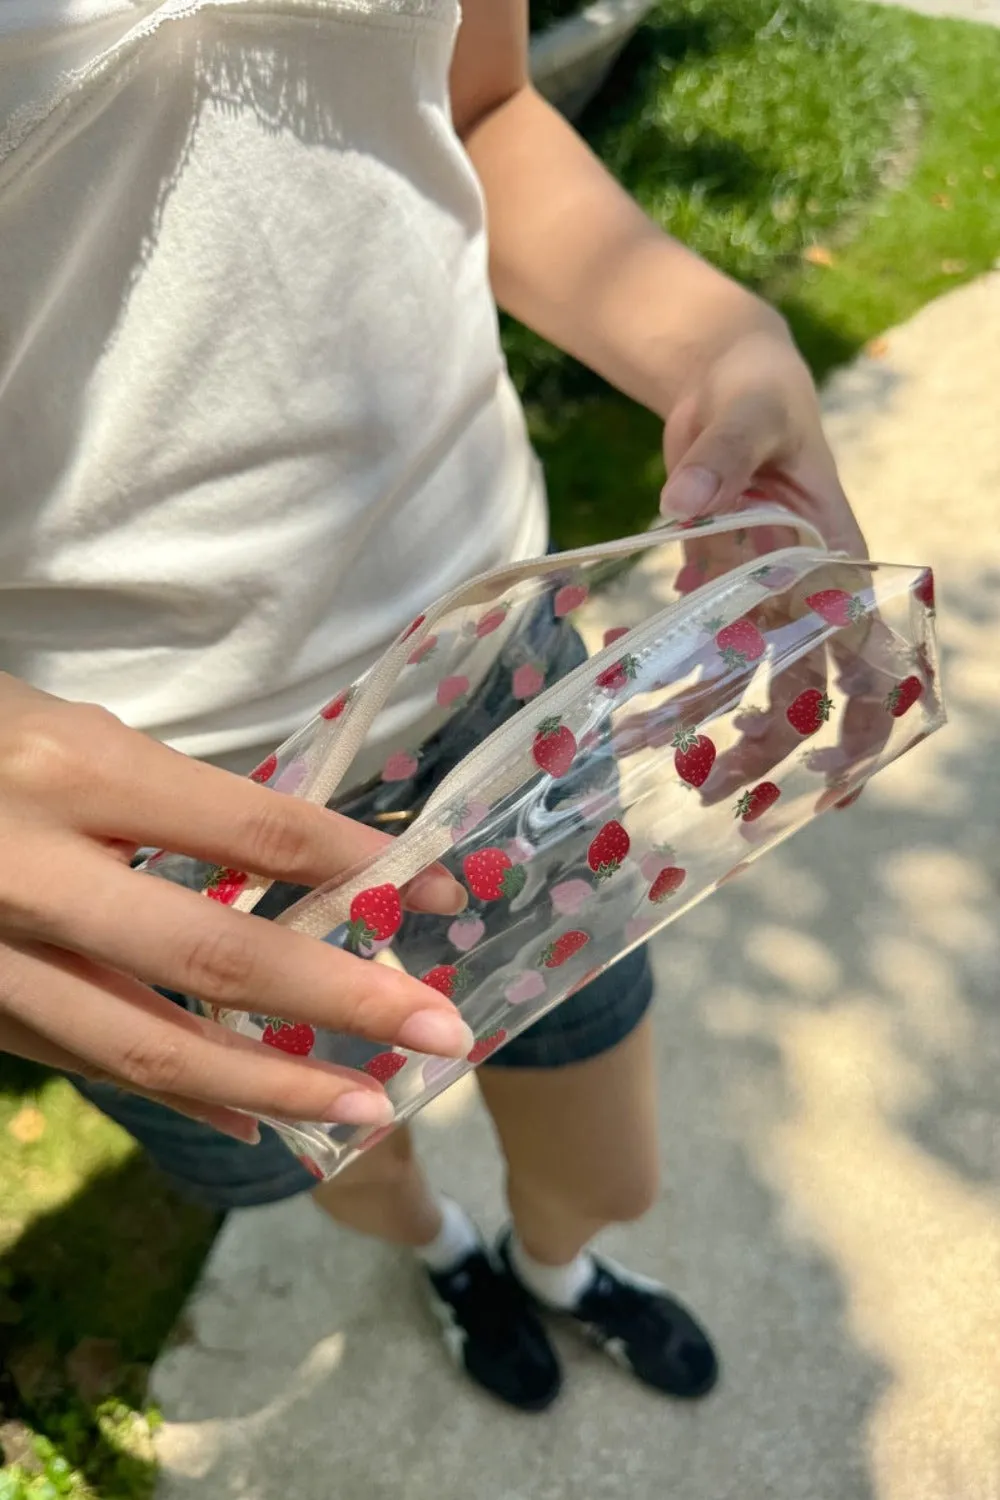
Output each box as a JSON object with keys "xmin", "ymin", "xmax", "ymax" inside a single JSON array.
[{"xmin": 0, "ymin": 675, "xmax": 471, "ymax": 1141}]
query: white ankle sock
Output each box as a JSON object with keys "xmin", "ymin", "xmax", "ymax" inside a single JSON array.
[
  {"xmin": 415, "ymin": 1195, "xmax": 481, "ymax": 1274},
  {"xmin": 509, "ymin": 1232, "xmax": 596, "ymax": 1310}
]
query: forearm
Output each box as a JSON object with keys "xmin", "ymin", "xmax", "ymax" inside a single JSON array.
[{"xmin": 462, "ymin": 84, "xmax": 786, "ymax": 419}]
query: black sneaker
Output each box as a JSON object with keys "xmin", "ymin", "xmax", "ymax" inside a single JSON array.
[
  {"xmin": 424, "ymin": 1245, "xmax": 562, "ymax": 1412},
  {"xmin": 499, "ymin": 1236, "xmax": 719, "ymax": 1399}
]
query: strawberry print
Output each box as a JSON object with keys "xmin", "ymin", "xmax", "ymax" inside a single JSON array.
[
  {"xmin": 347, "ymin": 884, "xmax": 403, "ymax": 951},
  {"xmin": 805, "ymin": 589, "xmax": 868, "ymax": 626},
  {"xmin": 262, "ymin": 1018, "xmax": 316, "ymax": 1056},
  {"xmin": 649, "ymin": 866, "xmax": 687, "ymax": 903},
  {"xmin": 423, "ymin": 1055, "xmax": 462, "ymax": 1088},
  {"xmin": 320, "ymin": 687, "xmax": 353, "ymax": 721},
  {"xmin": 640, "ymin": 845, "xmax": 677, "ymax": 882},
  {"xmin": 735, "ymin": 782, "xmax": 782, "ymax": 822},
  {"xmin": 786, "ymin": 689, "xmax": 833, "ymax": 736},
  {"xmin": 596, "ymin": 655, "xmax": 638, "ymax": 694},
  {"xmin": 467, "ymin": 1029, "xmax": 507, "ymax": 1064},
  {"xmin": 512, "ymin": 662, "xmax": 545, "ymax": 700},
  {"xmin": 274, "ymin": 758, "xmax": 308, "ymax": 795},
  {"xmin": 462, "ymin": 847, "xmax": 526, "ymax": 902},
  {"xmin": 504, "ymin": 836, "xmax": 536, "ymax": 863},
  {"xmin": 504, "ymin": 971, "xmax": 546, "ymax": 1006},
  {"xmin": 751, "ymin": 563, "xmax": 798, "ymax": 590},
  {"xmin": 603, "ymin": 626, "xmax": 630, "ymax": 648},
  {"xmin": 532, "ymin": 717, "xmax": 577, "ymax": 778},
  {"xmin": 672, "ymin": 729, "xmax": 716, "ymax": 788},
  {"xmin": 587, "ymin": 820, "xmax": 630, "ymax": 880},
  {"xmin": 476, "ymin": 604, "xmax": 509, "ymax": 637},
  {"xmin": 448, "ymin": 913, "xmax": 485, "ymax": 952},
  {"xmin": 363, "ymin": 1051, "xmax": 407, "ymax": 1084},
  {"xmin": 436, "ymin": 675, "xmax": 469, "ymax": 709},
  {"xmin": 407, "ymin": 634, "xmax": 438, "ymax": 665},
  {"xmin": 449, "ymin": 799, "xmax": 490, "ymax": 840},
  {"xmin": 625, "ymin": 915, "xmax": 656, "ymax": 944},
  {"xmin": 249, "ymin": 754, "xmax": 277, "ymax": 785},
  {"xmin": 204, "ymin": 867, "xmax": 248, "ymax": 904},
  {"xmin": 715, "ymin": 617, "xmax": 766, "ymax": 668},
  {"xmin": 401, "ymin": 614, "xmax": 426, "ymax": 642},
  {"xmin": 553, "ymin": 583, "xmax": 588, "ymax": 617},
  {"xmin": 550, "ymin": 879, "xmax": 592, "ymax": 916},
  {"xmin": 913, "ymin": 569, "xmax": 935, "ymax": 614},
  {"xmin": 885, "ymin": 675, "xmax": 923, "ymax": 717},
  {"xmin": 381, "ymin": 750, "xmax": 419, "ymax": 783},
  {"xmin": 420, "ymin": 964, "xmax": 468, "ymax": 999},
  {"xmin": 539, "ymin": 930, "xmax": 590, "ymax": 968}
]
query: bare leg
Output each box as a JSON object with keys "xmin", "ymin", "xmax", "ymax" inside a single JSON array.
[{"xmin": 310, "ymin": 1124, "xmax": 442, "ymax": 1248}]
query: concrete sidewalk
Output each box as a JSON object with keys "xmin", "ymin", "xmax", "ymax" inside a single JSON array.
[{"xmin": 150, "ymin": 277, "xmax": 1000, "ymax": 1500}]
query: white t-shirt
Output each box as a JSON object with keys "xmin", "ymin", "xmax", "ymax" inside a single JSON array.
[{"xmin": 0, "ymin": 0, "xmax": 547, "ymax": 769}]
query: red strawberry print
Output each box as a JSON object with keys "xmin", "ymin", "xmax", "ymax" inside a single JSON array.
[
  {"xmin": 476, "ymin": 604, "xmax": 509, "ymax": 637},
  {"xmin": 587, "ymin": 820, "xmax": 630, "ymax": 880},
  {"xmin": 596, "ymin": 654, "xmax": 638, "ymax": 694},
  {"xmin": 407, "ymin": 634, "xmax": 438, "ymax": 665},
  {"xmin": 436, "ymin": 674, "xmax": 470, "ymax": 709},
  {"xmin": 320, "ymin": 687, "xmax": 352, "ymax": 721},
  {"xmin": 532, "ymin": 717, "xmax": 577, "ymax": 778},
  {"xmin": 913, "ymin": 569, "xmax": 935, "ymax": 614},
  {"xmin": 401, "ymin": 614, "xmax": 426, "ymax": 642},
  {"xmin": 347, "ymin": 884, "xmax": 403, "ymax": 950},
  {"xmin": 603, "ymin": 626, "xmax": 630, "ymax": 648},
  {"xmin": 884, "ymin": 675, "xmax": 923, "ymax": 718},
  {"xmin": 363, "ymin": 1051, "xmax": 407, "ymax": 1084},
  {"xmin": 805, "ymin": 589, "xmax": 868, "ymax": 626},
  {"xmin": 553, "ymin": 583, "xmax": 588, "ymax": 617},
  {"xmin": 249, "ymin": 753, "xmax": 277, "ymax": 785},
  {"xmin": 512, "ymin": 661, "xmax": 545, "ymax": 700},
  {"xmin": 715, "ymin": 617, "xmax": 766, "ymax": 668},
  {"xmin": 296, "ymin": 1154, "xmax": 325, "ymax": 1181},
  {"xmin": 735, "ymin": 782, "xmax": 782, "ymax": 822},
  {"xmin": 649, "ymin": 866, "xmax": 687, "ymax": 903},
  {"xmin": 467, "ymin": 1029, "xmax": 508, "ymax": 1064},
  {"xmin": 204, "ymin": 867, "xmax": 248, "ymax": 904},
  {"xmin": 381, "ymin": 750, "xmax": 419, "ymax": 783},
  {"xmin": 672, "ymin": 729, "xmax": 716, "ymax": 788},
  {"xmin": 539, "ymin": 930, "xmax": 590, "ymax": 968},
  {"xmin": 786, "ymin": 689, "xmax": 833, "ymax": 736},
  {"xmin": 262, "ymin": 1018, "xmax": 316, "ymax": 1056},
  {"xmin": 462, "ymin": 847, "xmax": 527, "ymax": 902},
  {"xmin": 420, "ymin": 964, "xmax": 468, "ymax": 999}
]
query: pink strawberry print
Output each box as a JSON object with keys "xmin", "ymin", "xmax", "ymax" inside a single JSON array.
[
  {"xmin": 539, "ymin": 930, "xmax": 590, "ymax": 968},
  {"xmin": 913, "ymin": 569, "xmax": 935, "ymax": 614},
  {"xmin": 262, "ymin": 1018, "xmax": 316, "ymax": 1056},
  {"xmin": 587, "ymin": 819, "xmax": 630, "ymax": 880},
  {"xmin": 885, "ymin": 675, "xmax": 923, "ymax": 717},
  {"xmin": 401, "ymin": 614, "xmax": 426, "ymax": 642},
  {"xmin": 512, "ymin": 662, "xmax": 545, "ymax": 700},
  {"xmin": 640, "ymin": 845, "xmax": 677, "ymax": 882},
  {"xmin": 504, "ymin": 971, "xmax": 546, "ymax": 1006},
  {"xmin": 407, "ymin": 634, "xmax": 438, "ymax": 665},
  {"xmin": 274, "ymin": 758, "xmax": 308, "ymax": 795},
  {"xmin": 649, "ymin": 866, "xmax": 687, "ymax": 903},
  {"xmin": 467, "ymin": 1030, "xmax": 507, "ymax": 1064},
  {"xmin": 786, "ymin": 689, "xmax": 833, "ymax": 736},
  {"xmin": 436, "ymin": 675, "xmax": 469, "ymax": 709},
  {"xmin": 320, "ymin": 687, "xmax": 353, "ymax": 721},
  {"xmin": 381, "ymin": 750, "xmax": 419, "ymax": 783},
  {"xmin": 204, "ymin": 867, "xmax": 248, "ymax": 904},
  {"xmin": 625, "ymin": 915, "xmax": 656, "ymax": 944},
  {"xmin": 805, "ymin": 589, "xmax": 868, "ymax": 626},
  {"xmin": 476, "ymin": 604, "xmax": 509, "ymax": 637},
  {"xmin": 462, "ymin": 847, "xmax": 526, "ymax": 902},
  {"xmin": 532, "ymin": 717, "xmax": 577, "ymax": 778},
  {"xmin": 714, "ymin": 617, "xmax": 766, "ymax": 668},
  {"xmin": 603, "ymin": 626, "xmax": 630, "ymax": 648},
  {"xmin": 595, "ymin": 655, "xmax": 638, "ymax": 694},
  {"xmin": 550, "ymin": 878, "xmax": 592, "ymax": 916},
  {"xmin": 735, "ymin": 782, "xmax": 782, "ymax": 822},
  {"xmin": 448, "ymin": 913, "xmax": 485, "ymax": 952},
  {"xmin": 363, "ymin": 1051, "xmax": 407, "ymax": 1084},
  {"xmin": 553, "ymin": 583, "xmax": 588, "ymax": 617},
  {"xmin": 449, "ymin": 799, "xmax": 490, "ymax": 840},
  {"xmin": 751, "ymin": 563, "xmax": 799, "ymax": 591},
  {"xmin": 503, "ymin": 836, "xmax": 536, "ymax": 864},
  {"xmin": 249, "ymin": 753, "xmax": 277, "ymax": 785},
  {"xmin": 422, "ymin": 1054, "xmax": 462, "ymax": 1088},
  {"xmin": 673, "ymin": 729, "xmax": 716, "ymax": 788},
  {"xmin": 347, "ymin": 884, "xmax": 403, "ymax": 951},
  {"xmin": 420, "ymin": 964, "xmax": 468, "ymax": 999}
]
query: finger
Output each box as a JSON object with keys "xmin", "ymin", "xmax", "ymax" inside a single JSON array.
[
  {"xmin": 660, "ymin": 391, "xmax": 788, "ymax": 520},
  {"xmin": 2, "ymin": 942, "xmax": 400, "ymax": 1126},
  {"xmin": 11, "ymin": 835, "xmax": 474, "ymax": 1057}
]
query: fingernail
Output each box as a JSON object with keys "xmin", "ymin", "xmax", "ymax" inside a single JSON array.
[
  {"xmin": 396, "ymin": 1008, "xmax": 475, "ymax": 1057},
  {"xmin": 660, "ymin": 466, "xmax": 721, "ymax": 518},
  {"xmin": 836, "ymin": 788, "xmax": 864, "ymax": 810},
  {"xmin": 326, "ymin": 1090, "xmax": 396, "ymax": 1126},
  {"xmin": 409, "ymin": 869, "xmax": 468, "ymax": 914}
]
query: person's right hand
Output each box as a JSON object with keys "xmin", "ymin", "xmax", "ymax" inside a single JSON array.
[{"xmin": 0, "ymin": 675, "xmax": 471, "ymax": 1142}]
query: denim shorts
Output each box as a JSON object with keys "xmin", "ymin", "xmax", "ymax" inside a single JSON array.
[{"xmin": 72, "ymin": 595, "xmax": 653, "ymax": 1209}]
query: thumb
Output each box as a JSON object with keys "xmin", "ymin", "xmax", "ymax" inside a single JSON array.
[{"xmin": 660, "ymin": 395, "xmax": 785, "ymax": 520}]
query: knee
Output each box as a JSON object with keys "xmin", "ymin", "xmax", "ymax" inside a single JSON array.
[
  {"xmin": 588, "ymin": 1163, "xmax": 661, "ymax": 1227},
  {"xmin": 512, "ymin": 1159, "xmax": 660, "ymax": 1232}
]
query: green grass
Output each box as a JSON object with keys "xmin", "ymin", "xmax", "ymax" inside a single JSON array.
[{"xmin": 505, "ymin": 0, "xmax": 1000, "ymax": 546}]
